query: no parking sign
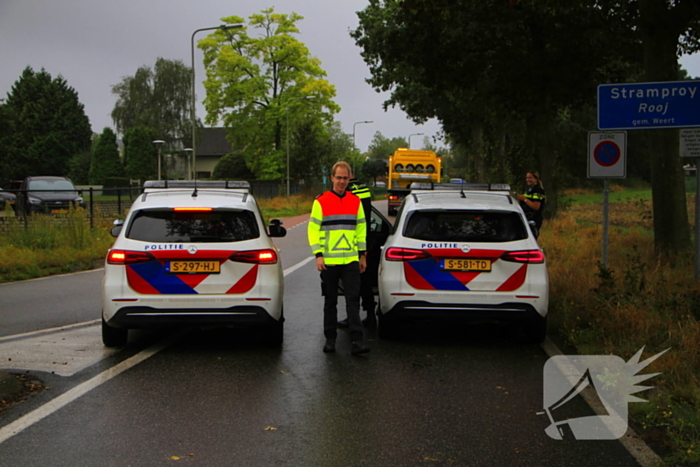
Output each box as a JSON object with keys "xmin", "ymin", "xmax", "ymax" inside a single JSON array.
[{"xmin": 588, "ymin": 131, "xmax": 626, "ymax": 178}]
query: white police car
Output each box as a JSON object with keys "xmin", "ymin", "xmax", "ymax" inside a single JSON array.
[
  {"xmin": 101, "ymin": 180, "xmax": 286, "ymax": 347},
  {"xmin": 377, "ymin": 183, "xmax": 548, "ymax": 342}
]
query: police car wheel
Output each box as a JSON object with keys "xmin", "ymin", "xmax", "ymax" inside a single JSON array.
[
  {"xmin": 525, "ymin": 315, "xmax": 547, "ymax": 344},
  {"xmin": 102, "ymin": 317, "xmax": 128, "ymax": 347},
  {"xmin": 377, "ymin": 313, "xmax": 399, "ymax": 340}
]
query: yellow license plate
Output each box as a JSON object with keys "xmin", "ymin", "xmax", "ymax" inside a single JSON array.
[
  {"xmin": 442, "ymin": 258, "xmax": 491, "ymax": 272},
  {"xmin": 167, "ymin": 261, "xmax": 220, "ymax": 274},
  {"xmin": 51, "ymin": 209, "xmax": 69, "ymax": 214}
]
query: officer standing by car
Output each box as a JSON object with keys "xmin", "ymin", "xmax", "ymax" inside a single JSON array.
[
  {"xmin": 308, "ymin": 161, "xmax": 370, "ymax": 355},
  {"xmin": 346, "ymin": 173, "xmax": 377, "ymax": 327},
  {"xmin": 515, "ymin": 171, "xmax": 546, "ymax": 229}
]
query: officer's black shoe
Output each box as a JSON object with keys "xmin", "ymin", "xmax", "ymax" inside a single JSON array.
[
  {"xmin": 323, "ymin": 338, "xmax": 336, "ymax": 353},
  {"xmin": 351, "ymin": 341, "xmax": 370, "ymax": 356},
  {"xmin": 362, "ymin": 311, "xmax": 377, "ymax": 328},
  {"xmin": 337, "ymin": 318, "xmax": 349, "ymax": 328}
]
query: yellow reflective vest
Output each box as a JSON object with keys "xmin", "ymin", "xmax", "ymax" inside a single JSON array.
[{"xmin": 308, "ymin": 190, "xmax": 367, "ymax": 265}]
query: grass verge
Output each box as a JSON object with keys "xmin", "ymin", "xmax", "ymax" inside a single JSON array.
[{"xmin": 541, "ymin": 189, "xmax": 700, "ymax": 466}]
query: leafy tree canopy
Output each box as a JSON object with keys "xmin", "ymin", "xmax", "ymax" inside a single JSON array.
[
  {"xmin": 212, "ymin": 152, "xmax": 255, "ymax": 180},
  {"xmin": 1, "ymin": 67, "xmax": 92, "ymax": 180},
  {"xmin": 362, "ymin": 158, "xmax": 387, "ymax": 184},
  {"xmin": 200, "ymin": 7, "xmax": 340, "ymax": 180},
  {"xmin": 111, "ymin": 58, "xmax": 193, "ymax": 148},
  {"xmin": 123, "ymin": 126, "xmax": 158, "ymax": 182},
  {"xmin": 89, "ymin": 127, "xmax": 124, "ymax": 185},
  {"xmin": 367, "ymin": 132, "xmax": 408, "ymax": 160},
  {"xmin": 353, "ymin": 0, "xmax": 700, "ymax": 253}
]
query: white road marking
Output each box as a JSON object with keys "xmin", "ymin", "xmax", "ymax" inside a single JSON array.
[
  {"xmin": 0, "ymin": 333, "xmax": 178, "ymax": 444},
  {"xmin": 0, "ymin": 323, "xmax": 116, "ymax": 376},
  {"xmin": 284, "ymin": 256, "xmax": 314, "ymax": 276},
  {"xmin": 0, "ymin": 256, "xmax": 315, "ymax": 445},
  {"xmin": 0, "ymin": 319, "xmax": 99, "ymax": 344}
]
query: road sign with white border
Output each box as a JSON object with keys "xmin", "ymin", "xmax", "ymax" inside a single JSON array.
[
  {"xmin": 598, "ymin": 80, "xmax": 700, "ymax": 130},
  {"xmin": 589, "ymin": 131, "xmax": 626, "ymax": 178}
]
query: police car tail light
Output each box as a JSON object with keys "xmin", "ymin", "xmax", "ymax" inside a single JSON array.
[
  {"xmin": 500, "ymin": 250, "xmax": 545, "ymax": 264},
  {"xmin": 230, "ymin": 249, "xmax": 278, "ymax": 264},
  {"xmin": 107, "ymin": 250, "xmax": 155, "ymax": 265},
  {"xmin": 385, "ymin": 247, "xmax": 431, "ymax": 261}
]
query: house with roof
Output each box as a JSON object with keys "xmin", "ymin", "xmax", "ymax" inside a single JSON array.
[{"xmin": 195, "ymin": 128, "xmax": 235, "ymax": 179}]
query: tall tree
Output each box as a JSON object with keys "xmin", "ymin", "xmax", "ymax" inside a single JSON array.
[
  {"xmin": 200, "ymin": 8, "xmax": 340, "ymax": 180},
  {"xmin": 1, "ymin": 67, "xmax": 92, "ymax": 179},
  {"xmin": 212, "ymin": 152, "xmax": 255, "ymax": 180},
  {"xmin": 289, "ymin": 119, "xmax": 334, "ymax": 185},
  {"xmin": 362, "ymin": 158, "xmax": 388, "ymax": 185},
  {"xmin": 89, "ymin": 128, "xmax": 124, "ymax": 185},
  {"xmin": 111, "ymin": 58, "xmax": 193, "ymax": 148},
  {"xmin": 353, "ymin": 0, "xmax": 700, "ymax": 253},
  {"xmin": 0, "ymin": 100, "xmax": 14, "ymax": 181},
  {"xmin": 123, "ymin": 127, "xmax": 158, "ymax": 182},
  {"xmin": 634, "ymin": 0, "xmax": 700, "ymax": 253},
  {"xmin": 367, "ymin": 132, "xmax": 408, "ymax": 160}
]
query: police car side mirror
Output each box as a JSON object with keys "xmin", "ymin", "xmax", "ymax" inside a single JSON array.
[
  {"xmin": 268, "ymin": 219, "xmax": 287, "ymax": 238},
  {"xmin": 110, "ymin": 219, "xmax": 124, "ymax": 238},
  {"xmin": 528, "ymin": 220, "xmax": 539, "ymax": 239}
]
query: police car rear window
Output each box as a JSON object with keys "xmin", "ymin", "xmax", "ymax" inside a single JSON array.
[
  {"xmin": 126, "ymin": 209, "xmax": 260, "ymax": 243},
  {"xmin": 404, "ymin": 210, "xmax": 527, "ymax": 242}
]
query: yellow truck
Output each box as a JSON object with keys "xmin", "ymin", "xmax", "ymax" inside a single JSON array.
[{"xmin": 386, "ymin": 148, "xmax": 441, "ymax": 215}]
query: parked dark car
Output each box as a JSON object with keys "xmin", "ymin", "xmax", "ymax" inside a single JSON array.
[
  {"xmin": 16, "ymin": 176, "xmax": 85, "ymax": 215},
  {"xmin": 0, "ymin": 188, "xmax": 17, "ymax": 213},
  {"xmin": 2, "ymin": 180, "xmax": 22, "ymax": 194}
]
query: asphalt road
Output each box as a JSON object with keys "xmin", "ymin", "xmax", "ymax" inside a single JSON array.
[{"xmin": 0, "ymin": 201, "xmax": 651, "ymax": 466}]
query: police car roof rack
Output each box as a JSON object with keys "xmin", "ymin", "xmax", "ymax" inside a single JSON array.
[
  {"xmin": 143, "ymin": 180, "xmax": 250, "ymax": 190},
  {"xmin": 142, "ymin": 180, "xmax": 251, "ymax": 201},
  {"xmin": 410, "ymin": 182, "xmax": 511, "ymax": 192},
  {"xmin": 410, "ymin": 182, "xmax": 512, "ymax": 204}
]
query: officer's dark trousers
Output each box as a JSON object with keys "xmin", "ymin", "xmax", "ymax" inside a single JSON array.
[{"xmin": 321, "ymin": 261, "xmax": 363, "ymax": 343}]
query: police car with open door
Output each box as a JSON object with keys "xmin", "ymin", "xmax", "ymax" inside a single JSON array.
[
  {"xmin": 101, "ymin": 180, "xmax": 286, "ymax": 347},
  {"xmin": 377, "ymin": 182, "xmax": 548, "ymax": 342}
]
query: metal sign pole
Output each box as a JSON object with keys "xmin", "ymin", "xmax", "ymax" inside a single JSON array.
[{"xmin": 602, "ymin": 178, "xmax": 610, "ymax": 268}]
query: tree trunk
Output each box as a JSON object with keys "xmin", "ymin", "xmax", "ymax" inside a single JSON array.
[
  {"xmin": 640, "ymin": 0, "xmax": 692, "ymax": 254},
  {"xmin": 493, "ymin": 118, "xmax": 509, "ymax": 182},
  {"xmin": 471, "ymin": 123, "xmax": 485, "ymax": 183},
  {"xmin": 528, "ymin": 110, "xmax": 557, "ymax": 220}
]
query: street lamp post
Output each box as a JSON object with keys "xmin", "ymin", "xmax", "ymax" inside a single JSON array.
[
  {"xmin": 352, "ymin": 121, "xmax": 373, "ymax": 176},
  {"xmin": 408, "ymin": 132, "xmax": 424, "ymax": 148},
  {"xmin": 183, "ymin": 148, "xmax": 193, "ymax": 180},
  {"xmin": 191, "ymin": 24, "xmax": 243, "ymax": 180},
  {"xmin": 285, "ymin": 96, "xmax": 316, "ymax": 198},
  {"xmin": 153, "ymin": 140, "xmax": 165, "ymax": 180}
]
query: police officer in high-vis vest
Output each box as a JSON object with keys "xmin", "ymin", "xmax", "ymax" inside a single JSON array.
[
  {"xmin": 346, "ymin": 174, "xmax": 377, "ymax": 327},
  {"xmin": 308, "ymin": 161, "xmax": 370, "ymax": 355}
]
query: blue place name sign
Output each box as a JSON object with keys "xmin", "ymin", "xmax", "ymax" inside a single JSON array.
[{"xmin": 598, "ymin": 80, "xmax": 700, "ymax": 130}]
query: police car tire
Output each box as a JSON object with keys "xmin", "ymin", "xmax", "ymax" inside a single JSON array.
[
  {"xmin": 377, "ymin": 314, "xmax": 399, "ymax": 340},
  {"xmin": 265, "ymin": 309, "xmax": 284, "ymax": 346},
  {"xmin": 527, "ymin": 315, "xmax": 547, "ymax": 344},
  {"xmin": 102, "ymin": 317, "xmax": 128, "ymax": 347},
  {"xmin": 267, "ymin": 320, "xmax": 283, "ymax": 346}
]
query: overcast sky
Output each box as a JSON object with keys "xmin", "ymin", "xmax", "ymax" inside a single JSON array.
[{"xmin": 1, "ymin": 0, "xmax": 699, "ymax": 154}]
